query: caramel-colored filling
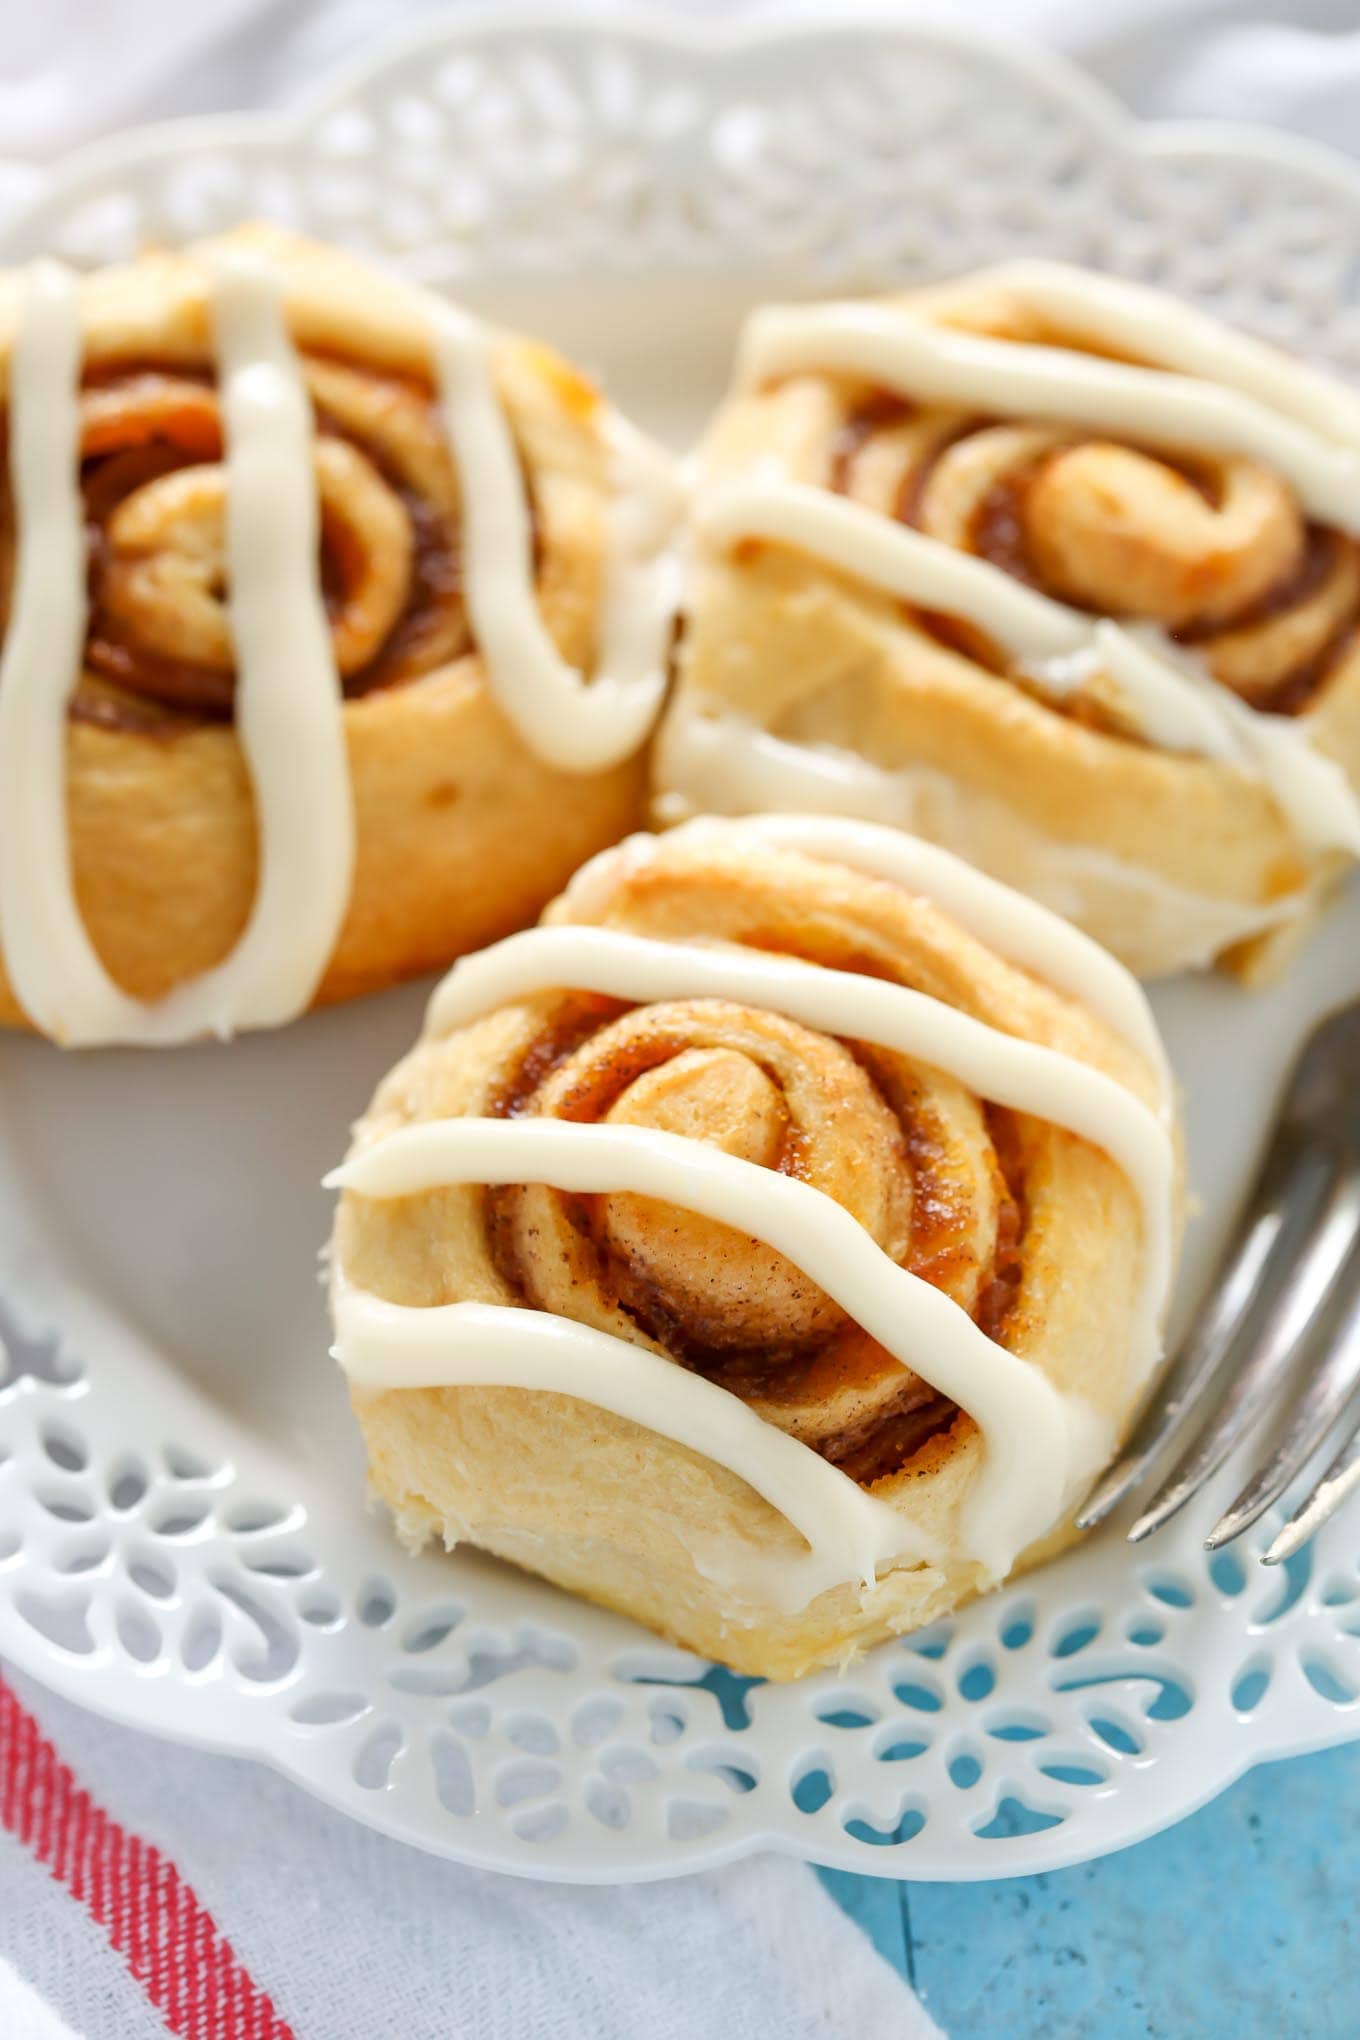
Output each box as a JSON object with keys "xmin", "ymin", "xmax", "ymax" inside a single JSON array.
[
  {"xmin": 2, "ymin": 355, "xmax": 495, "ymax": 734},
  {"xmin": 477, "ymin": 950, "xmax": 1031, "ymax": 1488},
  {"xmin": 828, "ymin": 383, "xmax": 1360, "ymax": 723}
]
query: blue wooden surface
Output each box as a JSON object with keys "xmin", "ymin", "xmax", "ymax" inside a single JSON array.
[{"xmin": 822, "ymin": 1741, "xmax": 1360, "ymax": 2036}]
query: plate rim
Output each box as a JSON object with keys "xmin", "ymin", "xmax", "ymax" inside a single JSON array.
[
  {"xmin": 8, "ymin": 8, "xmax": 1360, "ymax": 252},
  {"xmin": 1, "ymin": 6, "xmax": 1359, "ymax": 1885}
]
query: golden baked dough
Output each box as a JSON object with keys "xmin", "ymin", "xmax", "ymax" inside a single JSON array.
[
  {"xmin": 0, "ymin": 225, "xmax": 669, "ymax": 1033},
  {"xmin": 657, "ymin": 263, "xmax": 1360, "ymax": 982},
  {"xmin": 329, "ymin": 819, "xmax": 1181, "ymax": 1679}
]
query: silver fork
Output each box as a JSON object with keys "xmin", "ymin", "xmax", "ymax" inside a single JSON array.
[{"xmin": 1078, "ymin": 997, "xmax": 1360, "ymax": 1565}]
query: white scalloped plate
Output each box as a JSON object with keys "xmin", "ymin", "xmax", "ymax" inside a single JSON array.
[{"xmin": 2, "ymin": 13, "xmax": 1360, "ymax": 1883}]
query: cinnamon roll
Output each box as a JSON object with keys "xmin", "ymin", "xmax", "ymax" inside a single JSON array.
[
  {"xmin": 328, "ymin": 815, "xmax": 1180, "ymax": 1679},
  {"xmin": 0, "ymin": 225, "xmax": 681, "ymax": 1044},
  {"xmin": 657, "ymin": 261, "xmax": 1360, "ymax": 982}
]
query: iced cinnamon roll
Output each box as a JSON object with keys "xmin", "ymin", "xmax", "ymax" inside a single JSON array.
[
  {"xmin": 0, "ymin": 226, "xmax": 680, "ymax": 1044},
  {"xmin": 328, "ymin": 816, "xmax": 1180, "ymax": 1679},
  {"xmin": 657, "ymin": 262, "xmax": 1360, "ymax": 981}
]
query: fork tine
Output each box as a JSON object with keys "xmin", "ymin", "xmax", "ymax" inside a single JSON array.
[
  {"xmin": 1263, "ymin": 1415, "xmax": 1360, "ymax": 1566},
  {"xmin": 1126, "ymin": 1158, "xmax": 1360, "ymax": 1544},
  {"xmin": 1076, "ymin": 1145, "xmax": 1327, "ymax": 1533},
  {"xmin": 1206, "ymin": 1259, "xmax": 1360, "ymax": 1548}
]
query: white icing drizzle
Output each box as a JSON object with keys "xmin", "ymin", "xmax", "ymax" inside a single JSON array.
[
  {"xmin": 332, "ymin": 1277, "xmax": 928, "ymax": 1607},
  {"xmin": 329, "ymin": 1118, "xmax": 1113, "ymax": 1587},
  {"xmin": 0, "ymin": 250, "xmax": 353, "ymax": 1046},
  {"xmin": 600, "ymin": 413, "xmax": 689, "ymax": 734},
  {"xmin": 696, "ymin": 478, "xmax": 1360, "ymax": 857},
  {"xmin": 563, "ymin": 812, "xmax": 1172, "ymax": 1097},
  {"xmin": 655, "ymin": 705, "xmax": 1305, "ymax": 975},
  {"xmin": 430, "ymin": 308, "xmax": 679, "ymax": 773},
  {"xmin": 0, "ymin": 262, "xmax": 90, "ymax": 1044},
  {"xmin": 972, "ymin": 261, "xmax": 1360, "ymax": 450},
  {"xmin": 332, "ymin": 827, "xmax": 1174, "ymax": 1601},
  {"xmin": 738, "ymin": 297, "xmax": 1360, "ymax": 531},
  {"xmin": 0, "ymin": 252, "xmax": 676, "ymax": 1044},
  {"xmin": 423, "ymin": 921, "xmax": 1172, "ymax": 1374}
]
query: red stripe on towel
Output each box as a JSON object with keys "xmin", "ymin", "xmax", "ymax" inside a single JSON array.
[{"xmin": 0, "ymin": 1674, "xmax": 294, "ymax": 2039}]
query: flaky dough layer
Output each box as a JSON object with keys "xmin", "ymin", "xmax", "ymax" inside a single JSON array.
[
  {"xmin": 334, "ymin": 827, "xmax": 1179, "ymax": 1678},
  {"xmin": 657, "ymin": 269, "xmax": 1360, "ymax": 983},
  {"xmin": 0, "ymin": 225, "xmax": 650, "ymax": 1031}
]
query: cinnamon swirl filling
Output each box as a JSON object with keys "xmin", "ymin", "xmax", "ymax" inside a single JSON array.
[
  {"xmin": 331, "ymin": 815, "xmax": 1176, "ymax": 1670},
  {"xmin": 370, "ymin": 868, "xmax": 1069, "ymax": 1495},
  {"xmin": 45, "ymin": 356, "xmax": 473, "ymax": 732},
  {"xmin": 828, "ymin": 386, "xmax": 1360, "ymax": 724}
]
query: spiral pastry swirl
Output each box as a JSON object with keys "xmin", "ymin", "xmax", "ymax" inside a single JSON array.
[
  {"xmin": 43, "ymin": 245, "xmax": 607, "ymax": 735},
  {"xmin": 70, "ymin": 357, "xmax": 469, "ymax": 724},
  {"xmin": 839, "ymin": 388, "xmax": 1359, "ymax": 722},
  {"xmin": 332, "ymin": 818, "xmax": 1175, "ymax": 1678},
  {"xmin": 0, "ymin": 227, "xmax": 674, "ymax": 1032},
  {"xmin": 659, "ymin": 262, "xmax": 1360, "ymax": 983}
]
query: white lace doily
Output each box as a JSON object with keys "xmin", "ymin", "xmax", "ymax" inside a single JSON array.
[{"xmin": 0, "ymin": 15, "xmax": 1357, "ymax": 1882}]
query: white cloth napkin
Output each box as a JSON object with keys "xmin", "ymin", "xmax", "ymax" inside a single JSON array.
[
  {"xmin": 1, "ymin": 1667, "xmax": 929, "ymax": 2040},
  {"xmin": 2, "ymin": 3, "xmax": 1358, "ymax": 2035}
]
